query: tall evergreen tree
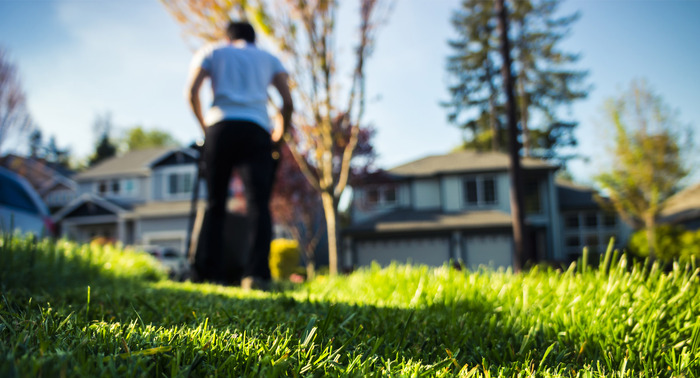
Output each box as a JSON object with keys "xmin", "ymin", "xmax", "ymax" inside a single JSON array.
[
  {"xmin": 445, "ymin": 0, "xmax": 588, "ymax": 163},
  {"xmin": 88, "ymin": 113, "xmax": 117, "ymax": 166}
]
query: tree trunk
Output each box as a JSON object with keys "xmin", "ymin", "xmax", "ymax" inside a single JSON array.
[
  {"xmin": 496, "ymin": 0, "xmax": 530, "ymax": 272},
  {"xmin": 645, "ymin": 215, "xmax": 657, "ymax": 261},
  {"xmin": 321, "ymin": 190, "xmax": 339, "ymax": 275},
  {"xmin": 306, "ymin": 260, "xmax": 316, "ymax": 281}
]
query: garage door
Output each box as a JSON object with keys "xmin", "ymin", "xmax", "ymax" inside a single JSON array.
[
  {"xmin": 146, "ymin": 237, "xmax": 185, "ymax": 255},
  {"xmin": 356, "ymin": 237, "xmax": 450, "ymax": 268},
  {"xmin": 464, "ymin": 234, "xmax": 512, "ymax": 270}
]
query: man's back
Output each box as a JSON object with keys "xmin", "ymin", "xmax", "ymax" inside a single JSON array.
[
  {"xmin": 205, "ymin": 42, "xmax": 281, "ymax": 104},
  {"xmin": 193, "ymin": 41, "xmax": 286, "ymax": 131}
]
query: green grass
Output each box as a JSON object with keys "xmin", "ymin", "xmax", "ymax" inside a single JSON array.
[{"xmin": 1, "ymin": 234, "xmax": 699, "ymax": 377}]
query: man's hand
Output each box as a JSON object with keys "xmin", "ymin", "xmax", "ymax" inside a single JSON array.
[
  {"xmin": 270, "ymin": 112, "xmax": 285, "ymax": 145},
  {"xmin": 271, "ymin": 72, "xmax": 293, "ymax": 142}
]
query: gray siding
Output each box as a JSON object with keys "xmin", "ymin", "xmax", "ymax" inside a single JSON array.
[
  {"xmin": 152, "ymin": 171, "xmax": 164, "ymax": 201},
  {"xmin": 413, "ymin": 178, "xmax": 441, "ymax": 210},
  {"xmin": 140, "ymin": 216, "xmax": 189, "ymax": 235}
]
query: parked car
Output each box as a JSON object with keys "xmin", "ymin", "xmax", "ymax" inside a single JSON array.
[
  {"xmin": 136, "ymin": 245, "xmax": 188, "ymax": 279},
  {"xmin": 0, "ymin": 166, "xmax": 55, "ymax": 238}
]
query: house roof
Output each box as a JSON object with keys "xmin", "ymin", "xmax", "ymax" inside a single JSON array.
[
  {"xmin": 389, "ymin": 150, "xmax": 556, "ymax": 178},
  {"xmin": 556, "ymin": 179, "xmax": 602, "ymax": 210},
  {"xmin": 0, "ymin": 154, "xmax": 76, "ymax": 194},
  {"xmin": 38, "ymin": 174, "xmax": 77, "ymax": 196},
  {"xmin": 74, "ymin": 148, "xmax": 172, "ymax": 181},
  {"xmin": 660, "ymin": 183, "xmax": 700, "ymax": 224},
  {"xmin": 346, "ymin": 209, "xmax": 513, "ymax": 235}
]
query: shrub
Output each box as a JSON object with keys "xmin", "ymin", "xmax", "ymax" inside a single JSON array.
[
  {"xmin": 269, "ymin": 238, "xmax": 300, "ymax": 280},
  {"xmin": 627, "ymin": 224, "xmax": 700, "ymax": 262}
]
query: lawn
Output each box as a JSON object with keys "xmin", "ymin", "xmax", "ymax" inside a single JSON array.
[{"xmin": 1, "ymin": 234, "xmax": 699, "ymax": 377}]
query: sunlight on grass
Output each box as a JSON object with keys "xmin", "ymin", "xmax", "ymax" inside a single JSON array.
[{"xmin": 1, "ymin": 233, "xmax": 699, "ymax": 376}]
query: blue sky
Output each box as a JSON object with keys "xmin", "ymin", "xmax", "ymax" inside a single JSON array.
[{"xmin": 0, "ymin": 0, "xmax": 698, "ymax": 185}]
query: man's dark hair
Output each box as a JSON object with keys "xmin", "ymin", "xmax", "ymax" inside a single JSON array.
[{"xmin": 227, "ymin": 21, "xmax": 256, "ymax": 43}]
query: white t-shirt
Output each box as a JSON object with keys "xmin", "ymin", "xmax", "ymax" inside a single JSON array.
[{"xmin": 189, "ymin": 41, "xmax": 286, "ymax": 133}]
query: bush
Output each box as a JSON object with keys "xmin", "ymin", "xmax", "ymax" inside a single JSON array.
[
  {"xmin": 627, "ymin": 224, "xmax": 700, "ymax": 262},
  {"xmin": 269, "ymin": 238, "xmax": 300, "ymax": 280}
]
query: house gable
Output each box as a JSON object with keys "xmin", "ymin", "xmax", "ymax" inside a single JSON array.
[
  {"xmin": 53, "ymin": 194, "xmax": 130, "ymax": 221},
  {"xmin": 150, "ymin": 149, "xmax": 198, "ymax": 168},
  {"xmin": 67, "ymin": 202, "xmax": 117, "ymax": 218}
]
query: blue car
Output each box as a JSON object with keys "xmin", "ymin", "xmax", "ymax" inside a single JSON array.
[{"xmin": 0, "ymin": 166, "xmax": 55, "ymax": 238}]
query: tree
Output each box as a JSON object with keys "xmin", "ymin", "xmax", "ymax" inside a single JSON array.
[
  {"xmin": 270, "ymin": 124, "xmax": 376, "ymax": 279},
  {"xmin": 88, "ymin": 113, "xmax": 117, "ymax": 166},
  {"xmin": 28, "ymin": 129, "xmax": 43, "ymax": 158},
  {"xmin": 495, "ymin": 0, "xmax": 530, "ymax": 271},
  {"xmin": 594, "ymin": 80, "xmax": 692, "ymax": 260},
  {"xmin": 27, "ymin": 129, "xmax": 72, "ymax": 169},
  {"xmin": 45, "ymin": 135, "xmax": 72, "ymax": 170},
  {"xmin": 0, "ymin": 47, "xmax": 33, "ymax": 152},
  {"xmin": 119, "ymin": 126, "xmax": 180, "ymax": 152},
  {"xmin": 271, "ymin": 144, "xmax": 325, "ymax": 280},
  {"xmin": 161, "ymin": 0, "xmax": 389, "ymax": 274},
  {"xmin": 444, "ymin": 0, "xmax": 588, "ymax": 164}
]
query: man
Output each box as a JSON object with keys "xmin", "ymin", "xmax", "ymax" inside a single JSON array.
[{"xmin": 186, "ymin": 21, "xmax": 293, "ymax": 290}]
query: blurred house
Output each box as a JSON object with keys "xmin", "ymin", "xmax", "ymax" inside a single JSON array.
[
  {"xmin": 52, "ymin": 147, "xmax": 223, "ymax": 254},
  {"xmin": 344, "ymin": 150, "xmax": 631, "ymax": 270},
  {"xmin": 0, "ymin": 154, "xmax": 77, "ymax": 214},
  {"xmin": 660, "ymin": 183, "xmax": 700, "ymax": 230}
]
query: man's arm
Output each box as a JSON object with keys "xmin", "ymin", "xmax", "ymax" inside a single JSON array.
[
  {"xmin": 187, "ymin": 66, "xmax": 209, "ymax": 135},
  {"xmin": 270, "ymin": 72, "xmax": 293, "ymax": 143}
]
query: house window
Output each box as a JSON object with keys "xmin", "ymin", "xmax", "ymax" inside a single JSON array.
[
  {"xmin": 484, "ymin": 179, "xmax": 496, "ymax": 204},
  {"xmin": 365, "ymin": 185, "xmax": 398, "ymax": 207},
  {"xmin": 98, "ymin": 181, "xmax": 107, "ymax": 195},
  {"xmin": 563, "ymin": 210, "xmax": 621, "ymax": 258},
  {"xmin": 565, "ymin": 214, "xmax": 579, "ymax": 228},
  {"xmin": 385, "ymin": 187, "xmax": 397, "ymax": 204},
  {"xmin": 168, "ymin": 172, "xmax": 193, "ymax": 196},
  {"xmin": 112, "ymin": 180, "xmax": 120, "ymax": 194},
  {"xmin": 603, "ymin": 213, "xmax": 616, "ymax": 227},
  {"xmin": 565, "ymin": 235, "xmax": 580, "ymax": 247},
  {"xmin": 367, "ymin": 188, "xmax": 380, "ymax": 204},
  {"xmin": 464, "ymin": 179, "xmax": 478, "ymax": 204},
  {"xmin": 585, "ymin": 213, "xmax": 598, "ymax": 228},
  {"xmin": 124, "ymin": 179, "xmax": 136, "ymax": 195},
  {"xmin": 524, "ymin": 179, "xmax": 542, "ymax": 214},
  {"xmin": 463, "ymin": 176, "xmax": 497, "ymax": 206}
]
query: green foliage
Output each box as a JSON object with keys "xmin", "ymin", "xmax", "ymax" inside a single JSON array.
[
  {"xmin": 628, "ymin": 224, "xmax": 700, "ymax": 262},
  {"xmin": 119, "ymin": 126, "xmax": 180, "ymax": 152},
  {"xmin": 2, "ymin": 234, "xmax": 700, "ymax": 376},
  {"xmin": 269, "ymin": 238, "xmax": 300, "ymax": 281},
  {"xmin": 444, "ymin": 0, "xmax": 588, "ymax": 163},
  {"xmin": 594, "ymin": 80, "xmax": 691, "ymax": 258}
]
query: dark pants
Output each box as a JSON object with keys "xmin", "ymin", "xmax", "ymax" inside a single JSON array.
[{"xmin": 201, "ymin": 120, "xmax": 274, "ymax": 282}]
